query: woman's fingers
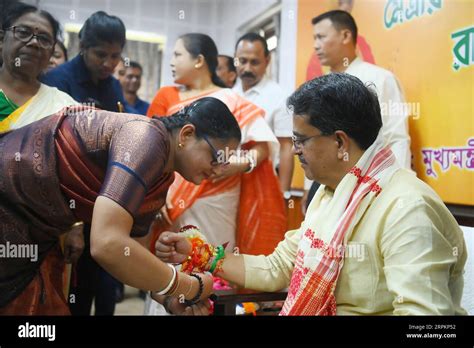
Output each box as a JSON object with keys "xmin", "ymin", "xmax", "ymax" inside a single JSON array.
[
  {"xmin": 181, "ymin": 304, "xmax": 205, "ymax": 316},
  {"xmin": 155, "ymin": 240, "xmax": 174, "ymax": 253},
  {"xmin": 160, "ymin": 231, "xmax": 186, "ymax": 245},
  {"xmin": 154, "ymin": 251, "xmax": 171, "ymax": 260},
  {"xmin": 193, "ymin": 302, "xmax": 211, "ymax": 315}
]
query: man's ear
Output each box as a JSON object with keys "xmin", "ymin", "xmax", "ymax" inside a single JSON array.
[
  {"xmin": 341, "ymin": 29, "xmax": 354, "ymax": 45},
  {"xmin": 265, "ymin": 53, "xmax": 271, "ymax": 67},
  {"xmin": 334, "ymin": 130, "xmax": 351, "ymax": 158}
]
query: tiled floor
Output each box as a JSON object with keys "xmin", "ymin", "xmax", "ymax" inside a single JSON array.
[{"xmin": 114, "ymin": 285, "xmax": 146, "ymax": 315}]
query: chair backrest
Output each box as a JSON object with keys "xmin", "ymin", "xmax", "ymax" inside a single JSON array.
[{"xmin": 461, "ymin": 225, "xmax": 474, "ymax": 315}]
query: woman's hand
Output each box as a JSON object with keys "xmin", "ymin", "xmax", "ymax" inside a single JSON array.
[
  {"xmin": 166, "ymin": 297, "xmax": 212, "ymax": 316},
  {"xmin": 155, "ymin": 231, "xmax": 192, "ymax": 264},
  {"xmin": 182, "ymin": 301, "xmax": 211, "ymax": 316},
  {"xmin": 209, "ymin": 161, "xmax": 247, "ymax": 183}
]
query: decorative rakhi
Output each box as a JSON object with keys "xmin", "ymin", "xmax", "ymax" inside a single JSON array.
[{"xmin": 179, "ymin": 225, "xmax": 227, "ymax": 275}]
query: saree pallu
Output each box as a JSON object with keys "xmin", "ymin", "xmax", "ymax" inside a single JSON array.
[
  {"xmin": 0, "ymin": 84, "xmax": 78, "ymax": 133},
  {"xmin": 0, "ymin": 112, "xmax": 76, "ymax": 311},
  {"xmin": 0, "ymin": 244, "xmax": 70, "ymax": 315}
]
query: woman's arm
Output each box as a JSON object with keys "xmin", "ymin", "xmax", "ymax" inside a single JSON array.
[
  {"xmin": 90, "ymin": 196, "xmax": 213, "ymax": 300},
  {"xmin": 156, "ymin": 228, "xmax": 300, "ymax": 291}
]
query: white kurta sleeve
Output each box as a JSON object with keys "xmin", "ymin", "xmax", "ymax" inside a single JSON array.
[
  {"xmin": 240, "ymin": 116, "xmax": 280, "ymax": 166},
  {"xmin": 378, "ymin": 75, "xmax": 412, "ymax": 169},
  {"xmin": 272, "ymin": 98, "xmax": 293, "ymax": 138},
  {"xmin": 243, "ymin": 227, "xmax": 302, "ymax": 292}
]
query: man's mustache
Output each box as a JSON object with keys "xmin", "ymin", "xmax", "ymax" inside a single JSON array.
[{"xmin": 240, "ymin": 72, "xmax": 256, "ymax": 79}]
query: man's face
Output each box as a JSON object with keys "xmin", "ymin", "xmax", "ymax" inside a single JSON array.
[
  {"xmin": 235, "ymin": 40, "xmax": 269, "ymax": 90},
  {"xmin": 120, "ymin": 66, "xmax": 142, "ymax": 93},
  {"xmin": 293, "ymin": 114, "xmax": 338, "ymax": 185},
  {"xmin": 216, "ymin": 56, "xmax": 236, "ymax": 88},
  {"xmin": 312, "ymin": 18, "xmax": 345, "ymax": 68}
]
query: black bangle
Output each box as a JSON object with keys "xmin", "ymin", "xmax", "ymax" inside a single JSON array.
[{"xmin": 184, "ymin": 274, "xmax": 203, "ymax": 306}]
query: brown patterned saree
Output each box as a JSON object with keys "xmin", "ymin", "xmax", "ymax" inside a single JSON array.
[{"xmin": 0, "ymin": 107, "xmax": 174, "ymax": 314}]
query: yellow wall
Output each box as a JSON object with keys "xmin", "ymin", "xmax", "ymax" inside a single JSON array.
[{"xmin": 293, "ymin": 0, "xmax": 474, "ymax": 205}]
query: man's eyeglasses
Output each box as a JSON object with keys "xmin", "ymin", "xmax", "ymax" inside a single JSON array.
[
  {"xmin": 5, "ymin": 26, "xmax": 55, "ymax": 50},
  {"xmin": 201, "ymin": 134, "xmax": 228, "ymax": 167},
  {"xmin": 292, "ymin": 134, "xmax": 326, "ymax": 150}
]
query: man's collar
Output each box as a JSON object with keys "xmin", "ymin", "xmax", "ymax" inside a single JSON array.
[
  {"xmin": 344, "ymin": 56, "xmax": 362, "ymax": 74},
  {"xmin": 235, "ymin": 75, "xmax": 268, "ymax": 95}
]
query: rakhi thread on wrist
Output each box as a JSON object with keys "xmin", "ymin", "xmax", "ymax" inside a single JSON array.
[
  {"xmin": 184, "ymin": 276, "xmax": 193, "ymax": 298},
  {"xmin": 209, "ymin": 245, "xmax": 225, "ymax": 274},
  {"xmin": 178, "ymin": 225, "xmax": 228, "ymax": 274}
]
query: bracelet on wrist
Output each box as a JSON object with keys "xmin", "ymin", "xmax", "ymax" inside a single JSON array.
[
  {"xmin": 156, "ymin": 263, "xmax": 177, "ymax": 296},
  {"xmin": 243, "ymin": 153, "xmax": 256, "ymax": 174},
  {"xmin": 209, "ymin": 245, "xmax": 225, "ymax": 274},
  {"xmin": 184, "ymin": 273, "xmax": 203, "ymax": 306}
]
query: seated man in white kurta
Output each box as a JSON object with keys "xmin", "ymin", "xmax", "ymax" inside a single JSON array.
[{"xmin": 156, "ymin": 73, "xmax": 467, "ymax": 315}]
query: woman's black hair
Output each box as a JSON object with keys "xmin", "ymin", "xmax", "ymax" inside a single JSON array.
[
  {"xmin": 78, "ymin": 11, "xmax": 126, "ymax": 49},
  {"xmin": 179, "ymin": 33, "xmax": 226, "ymax": 88},
  {"xmin": 287, "ymin": 73, "xmax": 382, "ymax": 150},
  {"xmin": 154, "ymin": 97, "xmax": 241, "ymax": 143},
  {"xmin": 1, "ymin": 2, "xmax": 60, "ymax": 42},
  {"xmin": 56, "ymin": 40, "xmax": 68, "ymax": 61}
]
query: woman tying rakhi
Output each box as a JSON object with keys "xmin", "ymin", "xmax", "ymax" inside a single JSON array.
[{"xmin": 0, "ymin": 97, "xmax": 240, "ymax": 315}]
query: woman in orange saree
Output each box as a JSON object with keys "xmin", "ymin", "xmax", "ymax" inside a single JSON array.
[
  {"xmin": 145, "ymin": 33, "xmax": 286, "ymax": 316},
  {"xmin": 147, "ymin": 33, "xmax": 287, "ymax": 257}
]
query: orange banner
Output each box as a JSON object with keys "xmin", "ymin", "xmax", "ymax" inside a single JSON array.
[{"xmin": 293, "ymin": 0, "xmax": 474, "ymax": 205}]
